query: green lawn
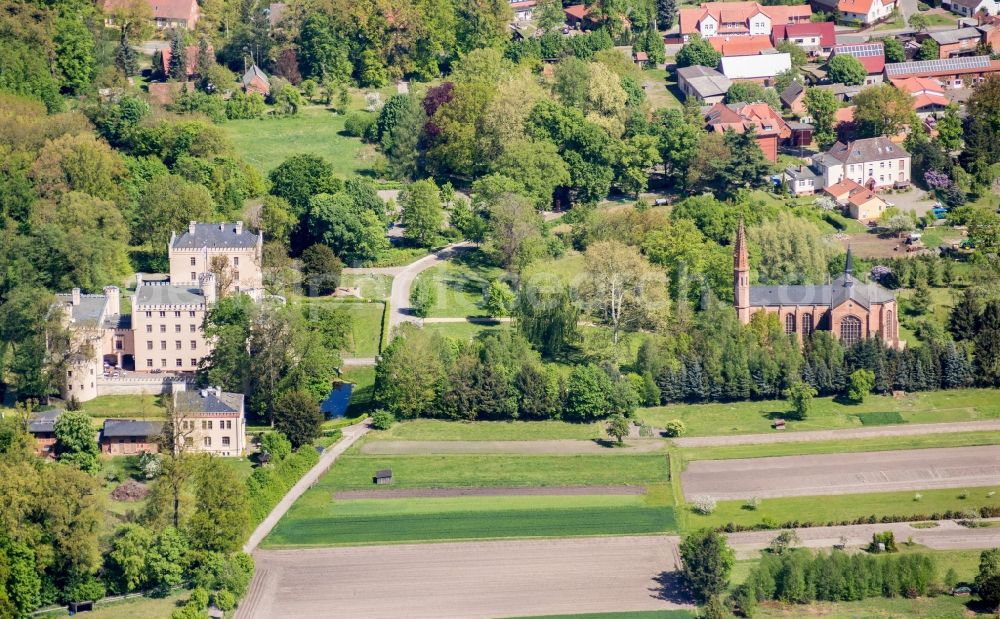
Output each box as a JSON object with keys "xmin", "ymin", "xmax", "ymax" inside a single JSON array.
[
  {"xmin": 303, "ymin": 301, "xmax": 384, "ymax": 357},
  {"xmin": 372, "ymin": 419, "xmax": 605, "ymax": 441},
  {"xmin": 678, "ymin": 430, "xmax": 1000, "ymax": 462},
  {"xmin": 39, "ymin": 590, "xmax": 189, "ymax": 619},
  {"xmin": 681, "ymin": 485, "xmax": 1000, "ymax": 532},
  {"xmin": 373, "ymin": 245, "xmax": 438, "ymax": 268},
  {"xmin": 421, "ymin": 321, "xmax": 510, "ymax": 342},
  {"xmin": 318, "ymin": 452, "xmax": 668, "ymax": 491},
  {"xmin": 339, "ymin": 273, "xmax": 393, "ymax": 301},
  {"xmin": 522, "ymin": 252, "xmax": 586, "ymax": 286},
  {"xmin": 411, "ymin": 253, "xmax": 504, "ymax": 318},
  {"xmin": 264, "ymin": 492, "xmax": 676, "ymax": 546},
  {"xmin": 338, "ymin": 365, "xmax": 376, "ymax": 416},
  {"xmin": 638, "ymin": 388, "xmax": 1000, "ymax": 436},
  {"xmin": 643, "ymin": 67, "xmax": 683, "ymax": 110},
  {"xmin": 81, "ymin": 394, "xmax": 166, "ymax": 419},
  {"xmin": 223, "ymin": 106, "xmax": 372, "ymax": 176}
]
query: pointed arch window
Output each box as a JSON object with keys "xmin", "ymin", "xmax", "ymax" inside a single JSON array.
[
  {"xmin": 784, "ymin": 314, "xmax": 796, "ymax": 334},
  {"xmin": 802, "ymin": 313, "xmax": 813, "ymax": 336},
  {"xmin": 840, "ymin": 315, "xmax": 862, "ymax": 347}
]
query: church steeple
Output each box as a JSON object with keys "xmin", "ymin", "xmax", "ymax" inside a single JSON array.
[
  {"xmin": 843, "ymin": 245, "xmax": 854, "ymax": 288},
  {"xmin": 734, "ymin": 218, "xmax": 750, "ymax": 324}
]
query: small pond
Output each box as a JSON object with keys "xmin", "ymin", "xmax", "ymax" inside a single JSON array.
[{"xmin": 320, "ymin": 382, "xmax": 354, "ymax": 419}]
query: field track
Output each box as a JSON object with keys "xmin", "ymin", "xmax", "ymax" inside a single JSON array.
[
  {"xmin": 360, "ymin": 439, "xmax": 666, "ymax": 455},
  {"xmin": 333, "ymin": 485, "xmax": 647, "ymax": 499},
  {"xmin": 682, "ymin": 445, "xmax": 1000, "ymax": 500},
  {"xmin": 673, "ymin": 419, "xmax": 1000, "ymax": 447}
]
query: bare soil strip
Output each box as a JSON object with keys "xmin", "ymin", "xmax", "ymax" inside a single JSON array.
[
  {"xmin": 236, "ymin": 536, "xmax": 687, "ymax": 619},
  {"xmin": 681, "ymin": 445, "xmax": 1000, "ymax": 500},
  {"xmin": 333, "ymin": 485, "xmax": 647, "ymax": 500},
  {"xmin": 360, "ymin": 439, "xmax": 666, "ymax": 455},
  {"xmin": 673, "ymin": 419, "xmax": 1000, "ymax": 448}
]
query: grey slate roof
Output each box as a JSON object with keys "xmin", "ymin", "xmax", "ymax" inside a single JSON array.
[
  {"xmin": 785, "ymin": 165, "xmax": 819, "ymax": 181},
  {"xmin": 175, "ymin": 389, "xmax": 244, "ymax": 414},
  {"xmin": 104, "ymin": 314, "xmax": 132, "ymax": 329},
  {"xmin": 28, "ymin": 410, "xmax": 62, "ymax": 434},
  {"xmin": 749, "ymin": 276, "xmax": 895, "ymax": 309},
  {"xmin": 53, "ymin": 294, "xmax": 107, "ymax": 325},
  {"xmin": 134, "ymin": 284, "xmax": 206, "ymax": 307},
  {"xmin": 929, "ymin": 27, "xmax": 983, "ymax": 45},
  {"xmin": 780, "ymin": 81, "xmax": 804, "ymax": 107},
  {"xmin": 102, "ymin": 419, "xmax": 164, "ymax": 438},
  {"xmin": 826, "ymin": 137, "xmax": 909, "ymax": 164},
  {"xmin": 170, "ymin": 222, "xmax": 260, "ymax": 250},
  {"xmin": 242, "ymin": 65, "xmax": 270, "ymax": 89}
]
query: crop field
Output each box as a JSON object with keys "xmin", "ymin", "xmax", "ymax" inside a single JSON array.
[
  {"xmin": 681, "ymin": 485, "xmax": 1000, "ymax": 531},
  {"xmin": 638, "ymin": 388, "xmax": 1000, "ymax": 436},
  {"xmin": 372, "ymin": 419, "xmax": 605, "ymax": 441},
  {"xmin": 264, "ymin": 492, "xmax": 676, "ymax": 546}
]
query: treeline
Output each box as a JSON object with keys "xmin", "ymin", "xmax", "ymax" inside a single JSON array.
[{"xmin": 731, "ymin": 550, "xmax": 937, "ymax": 617}]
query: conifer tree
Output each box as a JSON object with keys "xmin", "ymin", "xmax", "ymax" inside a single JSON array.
[
  {"xmin": 168, "ymin": 29, "xmax": 187, "ymax": 81},
  {"xmin": 115, "ymin": 30, "xmax": 138, "ymax": 77}
]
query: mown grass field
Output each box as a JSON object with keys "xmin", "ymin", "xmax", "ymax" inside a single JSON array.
[
  {"xmin": 338, "ymin": 365, "xmax": 376, "ymax": 417},
  {"xmin": 411, "ymin": 251, "xmax": 504, "ymax": 318},
  {"xmin": 300, "ymin": 299, "xmax": 384, "ymax": 357},
  {"xmin": 681, "ymin": 485, "xmax": 1000, "ymax": 532},
  {"xmin": 339, "ymin": 273, "xmax": 393, "ymax": 300},
  {"xmin": 677, "ymin": 430, "xmax": 1000, "ymax": 462},
  {"xmin": 421, "ymin": 320, "xmax": 510, "ymax": 342},
  {"xmin": 223, "ymin": 106, "xmax": 372, "ymax": 175},
  {"xmin": 373, "ymin": 419, "xmax": 605, "ymax": 441},
  {"xmin": 39, "ymin": 590, "xmax": 189, "ymax": 619},
  {"xmin": 318, "ymin": 451, "xmax": 669, "ymax": 491},
  {"xmin": 80, "ymin": 394, "xmax": 165, "ymax": 418},
  {"xmin": 639, "ymin": 388, "xmax": 1000, "ymax": 436},
  {"xmin": 264, "ymin": 492, "xmax": 676, "ymax": 546}
]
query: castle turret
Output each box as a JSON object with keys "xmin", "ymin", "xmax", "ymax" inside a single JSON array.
[
  {"xmin": 199, "ymin": 272, "xmax": 217, "ymax": 305},
  {"xmin": 734, "ymin": 218, "xmax": 750, "ymax": 324},
  {"xmin": 103, "ymin": 286, "xmax": 120, "ymax": 316}
]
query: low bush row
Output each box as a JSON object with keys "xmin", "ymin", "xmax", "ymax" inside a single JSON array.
[
  {"xmin": 245, "ymin": 445, "xmax": 321, "ymax": 525},
  {"xmin": 718, "ymin": 505, "xmax": 1000, "ymax": 533}
]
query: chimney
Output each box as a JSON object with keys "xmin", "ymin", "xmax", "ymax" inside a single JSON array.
[
  {"xmin": 71, "ymin": 288, "xmax": 81, "ymax": 306},
  {"xmin": 135, "ymin": 273, "xmax": 143, "ymax": 287},
  {"xmin": 103, "ymin": 286, "xmax": 120, "ymax": 316},
  {"xmin": 200, "ymin": 388, "xmax": 208, "ymax": 398},
  {"xmin": 235, "ymin": 221, "xmax": 243, "ymax": 235},
  {"xmin": 189, "ymin": 221, "xmax": 197, "ymax": 235},
  {"xmin": 219, "ymin": 223, "xmax": 224, "ymax": 231}
]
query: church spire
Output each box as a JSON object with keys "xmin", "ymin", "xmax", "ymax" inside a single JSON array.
[
  {"xmin": 843, "ymin": 245, "xmax": 854, "ymax": 287},
  {"xmin": 734, "ymin": 218, "xmax": 750, "ymax": 324}
]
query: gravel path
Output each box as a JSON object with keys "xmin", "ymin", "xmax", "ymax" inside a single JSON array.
[
  {"xmin": 360, "ymin": 439, "xmax": 666, "ymax": 455},
  {"xmin": 242, "ymin": 420, "xmax": 370, "ymax": 553},
  {"xmin": 682, "ymin": 445, "xmax": 1000, "ymax": 500},
  {"xmin": 673, "ymin": 419, "xmax": 1000, "ymax": 448},
  {"xmin": 333, "ymin": 485, "xmax": 647, "ymax": 500}
]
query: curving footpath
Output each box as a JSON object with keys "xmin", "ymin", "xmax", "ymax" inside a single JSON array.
[
  {"xmin": 241, "ymin": 420, "xmax": 370, "ymax": 554},
  {"xmin": 672, "ymin": 419, "xmax": 1000, "ymax": 448}
]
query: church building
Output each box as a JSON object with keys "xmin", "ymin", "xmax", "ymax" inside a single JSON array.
[{"xmin": 733, "ymin": 219, "xmax": 902, "ymax": 349}]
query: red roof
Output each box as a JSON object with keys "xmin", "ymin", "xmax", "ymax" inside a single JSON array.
[
  {"xmin": 838, "ymin": 0, "xmax": 876, "ymax": 14},
  {"xmin": 890, "ymin": 76, "xmax": 945, "ymax": 94},
  {"xmin": 704, "ymin": 102, "xmax": 790, "ymax": 138},
  {"xmin": 679, "ymin": 1, "xmax": 811, "ymax": 36},
  {"xmin": 160, "ymin": 44, "xmax": 212, "ymax": 77},
  {"xmin": 834, "ymin": 106, "xmax": 855, "ymax": 125},
  {"xmin": 564, "ymin": 4, "xmax": 590, "ymax": 19},
  {"xmin": 912, "ymin": 93, "xmax": 950, "ymax": 109},
  {"xmin": 832, "ymin": 43, "xmax": 885, "ymax": 74},
  {"xmin": 634, "ymin": 51, "xmax": 649, "ymax": 61},
  {"xmin": 779, "ymin": 21, "xmax": 836, "ymax": 49},
  {"xmin": 709, "ymin": 35, "xmax": 775, "ymax": 56},
  {"xmin": 825, "ymin": 177, "xmax": 865, "ymax": 198}
]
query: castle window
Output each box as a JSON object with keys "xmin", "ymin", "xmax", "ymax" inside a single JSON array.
[
  {"xmin": 146, "ymin": 325, "xmax": 152, "ymax": 333},
  {"xmin": 175, "ymin": 325, "xmax": 181, "ymax": 333},
  {"xmin": 160, "ymin": 324, "xmax": 166, "ymax": 333},
  {"xmin": 190, "ymin": 325, "xmax": 196, "ymax": 332},
  {"xmin": 840, "ymin": 315, "xmax": 862, "ymax": 347},
  {"xmin": 175, "ymin": 311, "xmax": 181, "ymax": 318},
  {"xmin": 146, "ymin": 359, "xmax": 153, "ymax": 367},
  {"xmin": 159, "ymin": 311, "xmax": 165, "ymax": 318},
  {"xmin": 190, "ymin": 311, "xmax": 196, "ymax": 317},
  {"xmin": 222, "ymin": 436, "xmax": 230, "ymax": 446},
  {"xmin": 802, "ymin": 313, "xmax": 813, "ymax": 335},
  {"xmin": 887, "ymin": 310, "xmax": 895, "ymax": 338},
  {"xmin": 203, "ymin": 437, "xmax": 212, "ymax": 447},
  {"xmin": 176, "ymin": 359, "xmax": 182, "ymax": 367},
  {"xmin": 191, "ymin": 272, "xmax": 197, "ymax": 281},
  {"xmin": 233, "ymin": 257, "xmax": 239, "ymax": 266},
  {"xmin": 784, "ymin": 314, "xmax": 796, "ymax": 334},
  {"xmin": 147, "ymin": 341, "xmax": 153, "ymax": 350},
  {"xmin": 191, "ymin": 358, "xmax": 197, "ymax": 366},
  {"xmin": 190, "ymin": 340, "xmax": 197, "ymax": 349}
]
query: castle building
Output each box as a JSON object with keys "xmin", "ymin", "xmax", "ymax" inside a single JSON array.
[
  {"xmin": 53, "ymin": 221, "xmax": 263, "ymax": 402},
  {"xmin": 734, "ymin": 219, "xmax": 902, "ymax": 349}
]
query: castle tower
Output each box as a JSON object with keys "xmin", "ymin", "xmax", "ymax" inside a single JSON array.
[{"xmin": 734, "ymin": 218, "xmax": 750, "ymax": 324}]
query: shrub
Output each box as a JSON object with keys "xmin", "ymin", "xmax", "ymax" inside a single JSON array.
[
  {"xmin": 663, "ymin": 419, "xmax": 686, "ymax": 437},
  {"xmin": 370, "ymin": 409, "xmax": 395, "ymax": 430},
  {"xmin": 743, "ymin": 497, "xmax": 761, "ymax": 511},
  {"xmin": 692, "ymin": 495, "xmax": 717, "ymax": 515},
  {"xmin": 213, "ymin": 589, "xmax": 236, "ymax": 612},
  {"xmin": 868, "ymin": 531, "xmax": 897, "ymax": 553},
  {"xmin": 343, "ymin": 111, "xmax": 376, "ymax": 137},
  {"xmin": 246, "ymin": 446, "xmax": 320, "ymax": 524}
]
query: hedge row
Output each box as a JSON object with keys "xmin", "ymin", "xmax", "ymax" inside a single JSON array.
[
  {"xmin": 245, "ymin": 446, "xmax": 321, "ymax": 525},
  {"xmin": 718, "ymin": 505, "xmax": 1000, "ymax": 533}
]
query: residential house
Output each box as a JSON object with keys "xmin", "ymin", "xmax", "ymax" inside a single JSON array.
[
  {"xmin": 785, "ymin": 164, "xmax": 821, "ymax": 195},
  {"xmin": 160, "ymin": 44, "xmax": 213, "ymax": 79},
  {"xmin": 813, "ymin": 0, "xmax": 896, "ymax": 25},
  {"xmin": 846, "ymin": 186, "xmax": 891, "ymax": 222},
  {"xmin": 704, "ymin": 101, "xmax": 791, "ymax": 161},
  {"xmin": 242, "ymin": 65, "xmax": 271, "ymax": 96},
  {"xmin": 101, "ymin": 420, "xmax": 164, "ymax": 455},
  {"xmin": 678, "ymin": 2, "xmax": 812, "ymax": 41},
  {"xmin": 943, "ymin": 0, "xmax": 999, "ymax": 17},
  {"xmin": 788, "ymin": 120, "xmax": 815, "ymax": 146},
  {"xmin": 564, "ymin": 4, "xmax": 590, "ymax": 28},
  {"xmin": 28, "ymin": 410, "xmax": 62, "ymax": 458},
  {"xmin": 771, "ymin": 21, "xmax": 836, "ymax": 55},
  {"xmin": 720, "ymin": 52, "xmax": 792, "ymax": 84},
  {"xmin": 816, "ymin": 82, "xmax": 864, "ymax": 102},
  {"xmin": 676, "ymin": 65, "xmax": 733, "ymax": 103},
  {"xmin": 884, "ymin": 55, "xmax": 1000, "ymax": 88},
  {"xmin": 890, "ymin": 76, "xmax": 951, "ymax": 117},
  {"xmin": 925, "ymin": 27, "xmax": 986, "ymax": 57},
  {"xmin": 173, "ymin": 386, "xmax": 246, "ymax": 457},
  {"xmin": 709, "ymin": 34, "xmax": 777, "ymax": 56},
  {"xmin": 812, "ymin": 136, "xmax": 911, "ymax": 190},
  {"xmin": 831, "ymin": 43, "xmax": 885, "ymax": 84},
  {"xmin": 104, "ymin": 0, "xmax": 199, "ymax": 29},
  {"xmin": 977, "ymin": 17, "xmax": 1000, "ymax": 49},
  {"xmin": 511, "ymin": 0, "xmax": 537, "ymax": 21},
  {"xmin": 780, "ymin": 81, "xmax": 807, "ymax": 115}
]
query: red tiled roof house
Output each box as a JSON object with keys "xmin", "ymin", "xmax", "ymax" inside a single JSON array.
[{"xmin": 704, "ymin": 102, "xmax": 791, "ymax": 162}]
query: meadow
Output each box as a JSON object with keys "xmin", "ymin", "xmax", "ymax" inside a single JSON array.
[
  {"xmin": 411, "ymin": 252, "xmax": 504, "ymax": 318},
  {"xmin": 638, "ymin": 388, "xmax": 1000, "ymax": 436},
  {"xmin": 222, "ymin": 106, "xmax": 372, "ymax": 176},
  {"xmin": 372, "ymin": 419, "xmax": 605, "ymax": 441}
]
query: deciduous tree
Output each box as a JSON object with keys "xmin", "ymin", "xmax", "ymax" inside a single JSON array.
[
  {"xmin": 826, "ymin": 54, "xmax": 866, "ymax": 86},
  {"xmin": 400, "ymin": 179, "xmax": 444, "ymax": 247},
  {"xmin": 680, "ymin": 529, "xmax": 735, "ymax": 603}
]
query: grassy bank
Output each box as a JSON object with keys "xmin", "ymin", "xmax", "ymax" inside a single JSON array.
[
  {"xmin": 373, "ymin": 419, "xmax": 605, "ymax": 441},
  {"xmin": 639, "ymin": 389, "xmax": 1000, "ymax": 436}
]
